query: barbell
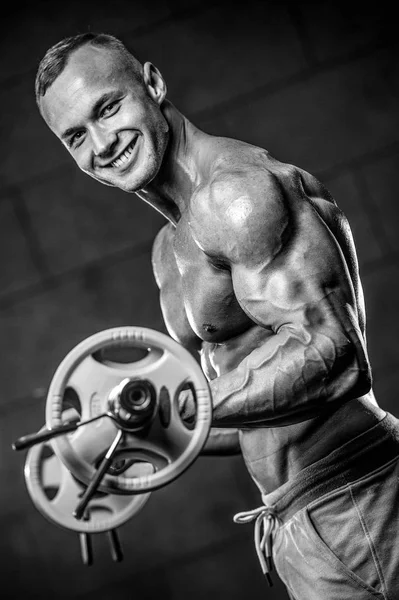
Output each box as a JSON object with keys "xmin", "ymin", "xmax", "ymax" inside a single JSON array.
[{"xmin": 13, "ymin": 327, "xmax": 213, "ymax": 562}]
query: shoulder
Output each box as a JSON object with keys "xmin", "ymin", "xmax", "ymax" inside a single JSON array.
[
  {"xmin": 152, "ymin": 222, "xmax": 174, "ymax": 254},
  {"xmin": 190, "ymin": 144, "xmax": 292, "ymax": 266},
  {"xmin": 151, "ymin": 222, "xmax": 176, "ymax": 287}
]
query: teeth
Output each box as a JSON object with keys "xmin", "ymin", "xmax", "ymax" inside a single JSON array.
[{"xmin": 111, "ymin": 141, "xmax": 135, "ymax": 168}]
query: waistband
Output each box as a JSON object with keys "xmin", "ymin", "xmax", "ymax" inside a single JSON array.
[{"xmin": 261, "ymin": 410, "xmax": 399, "ymax": 522}]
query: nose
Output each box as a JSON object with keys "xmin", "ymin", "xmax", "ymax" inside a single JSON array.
[{"xmin": 90, "ymin": 126, "xmax": 117, "ymax": 158}]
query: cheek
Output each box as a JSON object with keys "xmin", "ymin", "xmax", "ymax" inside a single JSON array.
[
  {"xmin": 145, "ymin": 117, "xmax": 169, "ymax": 158},
  {"xmin": 74, "ymin": 145, "xmax": 92, "ymax": 172}
]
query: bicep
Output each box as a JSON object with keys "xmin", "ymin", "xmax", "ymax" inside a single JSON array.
[
  {"xmin": 199, "ymin": 175, "xmax": 371, "ymax": 424},
  {"xmin": 211, "ymin": 213, "xmax": 371, "ymax": 421},
  {"xmin": 231, "ymin": 202, "xmax": 363, "ymax": 360}
]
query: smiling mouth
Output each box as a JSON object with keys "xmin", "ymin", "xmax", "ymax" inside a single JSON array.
[{"xmin": 110, "ymin": 138, "xmax": 138, "ymax": 168}]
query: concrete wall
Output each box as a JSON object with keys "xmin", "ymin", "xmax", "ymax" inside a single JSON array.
[{"xmin": 0, "ymin": 0, "xmax": 397, "ymax": 598}]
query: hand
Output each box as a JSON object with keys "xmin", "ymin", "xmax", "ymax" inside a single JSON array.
[{"xmin": 178, "ymin": 388, "xmax": 196, "ymax": 424}]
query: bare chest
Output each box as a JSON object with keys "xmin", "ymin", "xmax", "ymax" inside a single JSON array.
[{"xmin": 156, "ymin": 221, "xmax": 252, "ymax": 344}]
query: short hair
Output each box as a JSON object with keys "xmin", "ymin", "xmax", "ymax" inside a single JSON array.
[{"xmin": 35, "ymin": 32, "xmax": 142, "ymax": 107}]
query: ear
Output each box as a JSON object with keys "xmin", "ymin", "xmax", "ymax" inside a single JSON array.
[{"xmin": 143, "ymin": 62, "xmax": 167, "ymax": 105}]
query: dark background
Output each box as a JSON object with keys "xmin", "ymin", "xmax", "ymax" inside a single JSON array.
[{"xmin": 1, "ymin": 0, "xmax": 398, "ymax": 598}]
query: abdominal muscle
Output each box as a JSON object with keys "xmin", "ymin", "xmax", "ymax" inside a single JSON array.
[{"xmin": 202, "ymin": 325, "xmax": 385, "ymax": 495}]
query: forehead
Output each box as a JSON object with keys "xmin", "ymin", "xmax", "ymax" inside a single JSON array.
[{"xmin": 40, "ymin": 45, "xmax": 132, "ymax": 134}]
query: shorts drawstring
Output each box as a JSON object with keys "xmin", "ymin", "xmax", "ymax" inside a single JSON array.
[{"xmin": 233, "ymin": 506, "xmax": 279, "ymax": 587}]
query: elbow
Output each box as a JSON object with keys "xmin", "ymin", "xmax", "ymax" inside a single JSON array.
[
  {"xmin": 338, "ymin": 340, "xmax": 373, "ymax": 400},
  {"xmin": 350, "ymin": 327, "xmax": 373, "ymax": 397},
  {"xmin": 352, "ymin": 360, "xmax": 372, "ymax": 398}
]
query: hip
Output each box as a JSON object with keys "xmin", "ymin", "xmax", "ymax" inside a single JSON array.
[{"xmin": 240, "ymin": 393, "xmax": 386, "ymax": 494}]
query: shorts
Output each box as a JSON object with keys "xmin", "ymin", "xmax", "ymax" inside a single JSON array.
[{"xmin": 250, "ymin": 412, "xmax": 399, "ymax": 599}]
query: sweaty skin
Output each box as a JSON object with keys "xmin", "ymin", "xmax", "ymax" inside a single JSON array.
[
  {"xmin": 40, "ymin": 44, "xmax": 385, "ymax": 494},
  {"xmin": 152, "ymin": 138, "xmax": 384, "ymax": 492}
]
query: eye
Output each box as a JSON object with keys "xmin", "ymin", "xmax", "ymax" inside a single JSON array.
[
  {"xmin": 69, "ymin": 130, "xmax": 85, "ymax": 148},
  {"xmin": 101, "ymin": 101, "xmax": 120, "ymax": 118}
]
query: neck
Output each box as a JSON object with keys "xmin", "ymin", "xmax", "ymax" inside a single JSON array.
[{"xmin": 135, "ymin": 101, "xmax": 206, "ymax": 225}]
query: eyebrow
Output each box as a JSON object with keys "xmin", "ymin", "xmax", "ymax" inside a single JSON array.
[{"xmin": 60, "ymin": 92, "xmax": 117, "ymax": 141}]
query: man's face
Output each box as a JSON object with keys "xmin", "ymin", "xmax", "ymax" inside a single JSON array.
[{"xmin": 40, "ymin": 45, "xmax": 169, "ymax": 192}]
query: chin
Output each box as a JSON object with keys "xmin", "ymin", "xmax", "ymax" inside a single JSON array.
[
  {"xmin": 85, "ymin": 168, "xmax": 144, "ymax": 192},
  {"xmin": 123, "ymin": 160, "xmax": 162, "ymax": 193},
  {"xmin": 117, "ymin": 171, "xmax": 153, "ymax": 193}
]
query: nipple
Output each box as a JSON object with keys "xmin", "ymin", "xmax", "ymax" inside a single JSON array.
[{"xmin": 203, "ymin": 323, "xmax": 217, "ymax": 334}]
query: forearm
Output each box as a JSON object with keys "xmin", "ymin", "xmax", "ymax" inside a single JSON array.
[
  {"xmin": 200, "ymin": 428, "xmax": 241, "ymax": 456},
  {"xmin": 198, "ymin": 347, "xmax": 241, "ymax": 454},
  {"xmin": 210, "ymin": 319, "xmax": 371, "ymax": 428}
]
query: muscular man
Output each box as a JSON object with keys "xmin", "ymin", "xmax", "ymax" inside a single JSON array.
[{"xmin": 35, "ymin": 33, "xmax": 399, "ymax": 598}]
